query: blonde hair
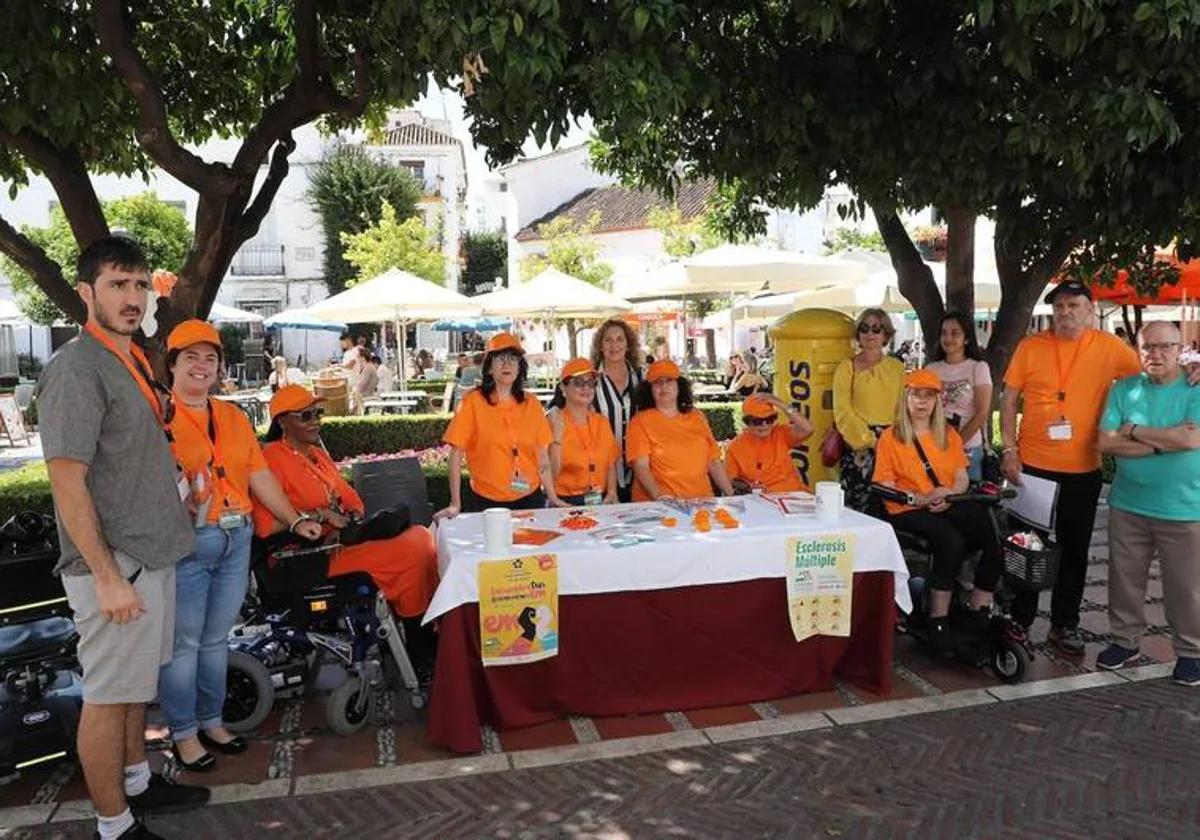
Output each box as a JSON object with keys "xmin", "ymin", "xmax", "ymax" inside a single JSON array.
[
  {"xmin": 894, "ymin": 386, "xmax": 949, "ymax": 450},
  {"xmin": 590, "ymin": 319, "xmax": 642, "ymax": 370},
  {"xmin": 854, "ymin": 308, "xmax": 896, "ymax": 344}
]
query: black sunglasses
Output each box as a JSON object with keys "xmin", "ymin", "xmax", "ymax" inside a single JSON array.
[
  {"xmin": 743, "ymin": 416, "xmax": 775, "ymax": 427},
  {"xmin": 858, "ymin": 323, "xmax": 886, "ymax": 335},
  {"xmin": 287, "ymin": 407, "xmax": 325, "ymax": 422}
]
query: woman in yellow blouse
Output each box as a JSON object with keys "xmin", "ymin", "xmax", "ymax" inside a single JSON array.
[{"xmin": 833, "ymin": 307, "xmax": 904, "ymax": 513}]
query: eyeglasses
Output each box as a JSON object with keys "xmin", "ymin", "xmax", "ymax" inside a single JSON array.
[
  {"xmin": 565, "ymin": 376, "xmax": 597, "ymax": 389},
  {"xmin": 858, "ymin": 323, "xmax": 886, "ymax": 335},
  {"xmin": 1140, "ymin": 342, "xmax": 1180, "ymax": 354},
  {"xmin": 287, "ymin": 407, "xmax": 325, "ymax": 422},
  {"xmin": 743, "ymin": 416, "xmax": 774, "ymax": 427},
  {"xmin": 491, "ymin": 350, "xmax": 521, "ymax": 363}
]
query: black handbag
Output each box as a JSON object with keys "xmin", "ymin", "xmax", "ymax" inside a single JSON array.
[{"xmin": 338, "ymin": 504, "xmax": 412, "ymax": 546}]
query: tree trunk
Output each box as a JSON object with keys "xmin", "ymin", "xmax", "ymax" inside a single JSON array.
[
  {"xmin": 874, "ymin": 207, "xmax": 943, "ymax": 346},
  {"xmin": 566, "ymin": 318, "xmax": 579, "ymax": 357},
  {"xmin": 705, "ymin": 328, "xmax": 716, "ymax": 368},
  {"xmin": 943, "ymin": 205, "xmax": 976, "ymax": 316}
]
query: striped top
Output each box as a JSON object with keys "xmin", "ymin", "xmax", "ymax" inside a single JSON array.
[{"xmin": 593, "ymin": 361, "xmax": 642, "ymax": 489}]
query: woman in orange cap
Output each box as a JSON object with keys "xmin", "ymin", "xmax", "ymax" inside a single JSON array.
[
  {"xmin": 546, "ymin": 358, "xmax": 621, "ymax": 505},
  {"xmin": 251, "ymin": 384, "xmax": 441, "ymax": 670},
  {"xmin": 625, "ymin": 359, "xmax": 736, "ymax": 500},
  {"xmin": 724, "ymin": 393, "xmax": 813, "ymax": 492},
  {"xmin": 160, "ymin": 320, "xmax": 324, "ymax": 772},
  {"xmin": 437, "ymin": 333, "xmax": 562, "ymax": 517},
  {"xmin": 872, "ymin": 369, "xmax": 1002, "ymax": 652}
]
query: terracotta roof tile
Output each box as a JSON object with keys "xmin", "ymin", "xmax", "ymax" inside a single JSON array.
[
  {"xmin": 515, "ymin": 180, "xmax": 717, "ymax": 242},
  {"xmin": 373, "ymin": 123, "xmax": 461, "ymax": 148}
]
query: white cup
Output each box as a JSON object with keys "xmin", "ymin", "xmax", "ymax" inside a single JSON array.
[
  {"xmin": 483, "ymin": 508, "xmax": 513, "ymax": 554},
  {"xmin": 815, "ymin": 482, "xmax": 844, "ymax": 522}
]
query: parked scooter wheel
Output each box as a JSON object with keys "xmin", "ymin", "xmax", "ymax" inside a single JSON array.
[
  {"xmin": 326, "ymin": 675, "xmax": 374, "ymax": 735},
  {"xmin": 989, "ymin": 638, "xmax": 1030, "ymax": 684},
  {"xmin": 223, "ymin": 650, "xmax": 275, "ymax": 733}
]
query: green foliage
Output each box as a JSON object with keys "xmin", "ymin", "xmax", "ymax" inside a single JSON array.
[
  {"xmin": 698, "ymin": 403, "xmax": 739, "ymax": 441},
  {"xmin": 460, "ymin": 230, "xmax": 508, "ymax": 295},
  {"xmin": 319, "ymin": 414, "xmax": 453, "ymax": 460},
  {"xmin": 17, "ymin": 353, "xmax": 42, "ymax": 381},
  {"xmin": 827, "ymin": 227, "xmax": 886, "ymax": 254},
  {"xmin": 22, "ymin": 397, "xmax": 37, "ymax": 429},
  {"xmin": 647, "ymin": 206, "xmax": 721, "ymax": 257},
  {"xmin": 0, "ymin": 193, "xmax": 191, "ymax": 325},
  {"xmin": 219, "ymin": 324, "xmax": 247, "ymax": 367},
  {"xmin": 341, "ymin": 202, "xmax": 445, "ymax": 286},
  {"xmin": 519, "ymin": 212, "xmax": 613, "ymax": 288},
  {"xmin": 308, "ymin": 146, "xmax": 422, "ymax": 295},
  {"xmin": 0, "ymin": 462, "xmax": 53, "ymax": 521}
]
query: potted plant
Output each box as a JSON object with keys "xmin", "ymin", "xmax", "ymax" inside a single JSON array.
[{"xmin": 912, "ymin": 224, "xmax": 948, "ymax": 261}]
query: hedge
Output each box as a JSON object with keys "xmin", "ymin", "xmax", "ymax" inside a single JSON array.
[{"xmin": 0, "ymin": 462, "xmax": 53, "ymax": 520}]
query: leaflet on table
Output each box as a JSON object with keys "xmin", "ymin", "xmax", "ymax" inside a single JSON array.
[
  {"xmin": 759, "ymin": 491, "xmax": 817, "ymax": 516},
  {"xmin": 478, "ymin": 554, "xmax": 559, "ymax": 666},
  {"xmin": 589, "ymin": 525, "xmax": 657, "ymax": 549},
  {"xmin": 785, "ymin": 533, "xmax": 855, "ymax": 642}
]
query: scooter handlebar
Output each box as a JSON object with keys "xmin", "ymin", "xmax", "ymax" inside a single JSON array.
[{"xmin": 869, "ymin": 483, "xmax": 1017, "ymax": 508}]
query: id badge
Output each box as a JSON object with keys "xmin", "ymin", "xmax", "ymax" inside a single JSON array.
[
  {"xmin": 175, "ymin": 468, "xmax": 190, "ymax": 504},
  {"xmin": 218, "ymin": 511, "xmax": 244, "ymax": 530},
  {"xmin": 1048, "ymin": 420, "xmax": 1073, "ymax": 441},
  {"xmin": 511, "ymin": 475, "xmax": 532, "ymax": 493},
  {"xmin": 583, "ymin": 490, "xmax": 603, "ymax": 506}
]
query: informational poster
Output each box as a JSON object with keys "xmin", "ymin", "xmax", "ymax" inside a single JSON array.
[
  {"xmin": 478, "ymin": 554, "xmax": 559, "ymax": 666},
  {"xmin": 785, "ymin": 533, "xmax": 855, "ymax": 642}
]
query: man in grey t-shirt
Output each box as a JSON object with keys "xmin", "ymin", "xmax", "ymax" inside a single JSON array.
[{"xmin": 39, "ymin": 237, "xmax": 206, "ymax": 840}]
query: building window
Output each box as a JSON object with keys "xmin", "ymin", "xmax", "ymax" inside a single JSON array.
[
  {"xmin": 499, "ymin": 182, "xmax": 508, "ymax": 193},
  {"xmin": 295, "ymin": 246, "xmax": 316, "ymax": 262},
  {"xmin": 400, "ymin": 159, "xmax": 426, "ymax": 183}
]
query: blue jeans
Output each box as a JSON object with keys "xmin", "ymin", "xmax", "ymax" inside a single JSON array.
[
  {"xmin": 966, "ymin": 445, "xmax": 984, "ymax": 483},
  {"xmin": 159, "ymin": 523, "xmax": 251, "ymax": 740}
]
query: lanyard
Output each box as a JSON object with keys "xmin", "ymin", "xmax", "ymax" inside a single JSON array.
[
  {"xmin": 171, "ymin": 401, "xmax": 239, "ymax": 512},
  {"xmin": 83, "ymin": 321, "xmax": 170, "ymax": 435},
  {"xmin": 1052, "ymin": 333, "xmax": 1088, "ymax": 415},
  {"xmin": 496, "ymin": 397, "xmax": 525, "ymax": 479},
  {"xmin": 288, "ymin": 444, "xmax": 345, "ymax": 511},
  {"xmin": 567, "ymin": 411, "xmax": 600, "ymax": 488}
]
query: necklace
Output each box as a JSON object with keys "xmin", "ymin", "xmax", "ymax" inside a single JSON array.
[{"xmin": 179, "ymin": 396, "xmax": 208, "ymax": 409}]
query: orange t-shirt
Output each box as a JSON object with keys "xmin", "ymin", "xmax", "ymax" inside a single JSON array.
[
  {"xmin": 443, "ymin": 389, "xmax": 553, "ymax": 501},
  {"xmin": 554, "ymin": 410, "xmax": 620, "ymax": 497},
  {"xmin": 872, "ymin": 427, "xmax": 968, "ymax": 515},
  {"xmin": 625, "ymin": 408, "xmax": 721, "ymax": 501},
  {"xmin": 1004, "ymin": 329, "xmax": 1139, "ymax": 473},
  {"xmin": 251, "ymin": 441, "xmax": 366, "ymax": 537},
  {"xmin": 724, "ymin": 426, "xmax": 806, "ymax": 492},
  {"xmin": 169, "ymin": 399, "xmax": 268, "ymax": 524}
]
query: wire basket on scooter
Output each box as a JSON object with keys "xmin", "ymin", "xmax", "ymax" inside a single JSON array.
[{"xmin": 1003, "ymin": 538, "xmax": 1060, "ymax": 591}]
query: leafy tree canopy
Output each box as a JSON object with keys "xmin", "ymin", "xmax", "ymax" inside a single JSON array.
[
  {"xmin": 519, "ymin": 212, "xmax": 613, "ymax": 288},
  {"xmin": 0, "ymin": 192, "xmax": 190, "ymax": 325},
  {"xmin": 460, "ymin": 230, "xmax": 508, "ymax": 295},
  {"xmin": 341, "ymin": 202, "xmax": 444, "ymax": 285},
  {"xmin": 647, "ymin": 205, "xmax": 722, "ymax": 258}
]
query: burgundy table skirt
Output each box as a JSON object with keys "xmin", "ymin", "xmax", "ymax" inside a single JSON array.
[{"xmin": 426, "ymin": 571, "xmax": 895, "ymax": 753}]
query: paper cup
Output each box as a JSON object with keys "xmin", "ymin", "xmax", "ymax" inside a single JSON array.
[
  {"xmin": 483, "ymin": 508, "xmax": 513, "ymax": 554},
  {"xmin": 815, "ymin": 481, "xmax": 844, "ymax": 522}
]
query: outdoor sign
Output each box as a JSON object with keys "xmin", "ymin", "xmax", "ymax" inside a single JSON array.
[
  {"xmin": 785, "ymin": 533, "xmax": 855, "ymax": 642},
  {"xmin": 478, "ymin": 554, "xmax": 560, "ymax": 666}
]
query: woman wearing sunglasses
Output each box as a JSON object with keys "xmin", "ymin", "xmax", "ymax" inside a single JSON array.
[
  {"xmin": 833, "ymin": 308, "xmax": 904, "ymax": 514},
  {"xmin": 724, "ymin": 393, "xmax": 813, "ymax": 492},
  {"xmin": 547, "ymin": 358, "xmax": 621, "ymax": 506},
  {"xmin": 252, "ymin": 385, "xmax": 440, "ymax": 666},
  {"xmin": 160, "ymin": 322, "xmax": 323, "ymax": 773},
  {"xmin": 437, "ymin": 333, "xmax": 563, "ymax": 517},
  {"xmin": 626, "ymin": 359, "xmax": 736, "ymax": 500}
]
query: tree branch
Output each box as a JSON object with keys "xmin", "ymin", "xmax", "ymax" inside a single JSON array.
[
  {"xmin": 93, "ymin": 0, "xmax": 234, "ymax": 194},
  {"xmin": 295, "ymin": 0, "xmax": 321, "ymax": 91},
  {"xmin": 243, "ymin": 135, "xmax": 297, "ymax": 236},
  {"xmin": 874, "ymin": 205, "xmax": 943, "ymax": 345},
  {"xmin": 943, "ymin": 205, "xmax": 975, "ymax": 315},
  {"xmin": 7, "ymin": 130, "xmax": 109, "ymax": 248},
  {"xmin": 0, "ymin": 214, "xmax": 86, "ymax": 323}
]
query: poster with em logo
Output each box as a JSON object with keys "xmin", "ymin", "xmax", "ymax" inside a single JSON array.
[
  {"xmin": 785, "ymin": 534, "xmax": 855, "ymax": 642},
  {"xmin": 478, "ymin": 554, "xmax": 559, "ymax": 666}
]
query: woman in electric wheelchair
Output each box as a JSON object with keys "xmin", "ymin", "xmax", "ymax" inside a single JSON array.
[
  {"xmin": 251, "ymin": 385, "xmax": 440, "ymax": 675},
  {"xmin": 871, "ymin": 370, "xmax": 1003, "ymax": 653}
]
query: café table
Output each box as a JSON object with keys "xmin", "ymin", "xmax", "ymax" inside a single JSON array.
[{"xmin": 424, "ymin": 495, "xmax": 908, "ymax": 753}]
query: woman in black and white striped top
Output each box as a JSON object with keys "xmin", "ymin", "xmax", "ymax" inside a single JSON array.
[{"xmin": 590, "ymin": 319, "xmax": 644, "ymax": 502}]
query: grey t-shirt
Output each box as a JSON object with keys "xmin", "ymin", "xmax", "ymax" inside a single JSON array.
[{"xmin": 37, "ymin": 332, "xmax": 193, "ymax": 576}]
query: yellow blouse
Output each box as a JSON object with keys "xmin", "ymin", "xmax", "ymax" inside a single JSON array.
[{"xmin": 832, "ymin": 355, "xmax": 904, "ymax": 450}]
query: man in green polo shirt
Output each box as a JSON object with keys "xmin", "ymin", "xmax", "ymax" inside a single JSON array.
[{"xmin": 1097, "ymin": 321, "xmax": 1200, "ymax": 685}]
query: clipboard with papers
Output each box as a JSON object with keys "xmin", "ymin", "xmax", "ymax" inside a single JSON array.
[{"xmin": 1001, "ymin": 472, "xmax": 1060, "ymax": 531}]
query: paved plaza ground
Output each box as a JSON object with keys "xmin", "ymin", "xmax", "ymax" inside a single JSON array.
[{"xmin": 2, "ymin": 499, "xmax": 1190, "ymax": 838}]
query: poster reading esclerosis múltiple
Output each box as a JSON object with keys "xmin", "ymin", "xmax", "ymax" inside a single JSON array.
[
  {"xmin": 478, "ymin": 554, "xmax": 559, "ymax": 666},
  {"xmin": 785, "ymin": 534, "xmax": 855, "ymax": 642}
]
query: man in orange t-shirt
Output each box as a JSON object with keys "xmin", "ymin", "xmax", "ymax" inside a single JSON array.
[
  {"xmin": 1001, "ymin": 280, "xmax": 1141, "ymax": 652},
  {"xmin": 724, "ymin": 393, "xmax": 812, "ymax": 492}
]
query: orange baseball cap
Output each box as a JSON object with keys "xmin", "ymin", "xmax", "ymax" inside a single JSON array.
[
  {"xmin": 166, "ymin": 319, "xmax": 222, "ymax": 353},
  {"xmin": 269, "ymin": 384, "xmax": 324, "ymax": 419},
  {"xmin": 486, "ymin": 332, "xmax": 524, "ymax": 354},
  {"xmin": 646, "ymin": 359, "xmax": 681, "ymax": 381},
  {"xmin": 905, "ymin": 369, "xmax": 943, "ymax": 392},
  {"xmin": 742, "ymin": 394, "xmax": 778, "ymax": 420},
  {"xmin": 560, "ymin": 357, "xmax": 596, "ymax": 380}
]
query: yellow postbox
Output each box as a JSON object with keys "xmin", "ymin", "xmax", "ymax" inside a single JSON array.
[{"xmin": 767, "ymin": 308, "xmax": 856, "ymax": 488}]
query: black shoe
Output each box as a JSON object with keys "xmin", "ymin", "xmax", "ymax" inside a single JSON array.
[
  {"xmin": 1048, "ymin": 625, "xmax": 1086, "ymax": 656},
  {"xmin": 93, "ymin": 819, "xmax": 165, "ymax": 840},
  {"xmin": 170, "ymin": 743, "xmax": 217, "ymax": 772},
  {"xmin": 128, "ymin": 773, "xmax": 211, "ymax": 815},
  {"xmin": 199, "ymin": 729, "xmax": 249, "ymax": 755},
  {"xmin": 956, "ymin": 607, "xmax": 993, "ymax": 638}
]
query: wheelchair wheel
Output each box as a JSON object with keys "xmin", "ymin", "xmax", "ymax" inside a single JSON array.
[
  {"xmin": 989, "ymin": 639, "xmax": 1030, "ymax": 685},
  {"xmin": 326, "ymin": 674, "xmax": 374, "ymax": 735},
  {"xmin": 224, "ymin": 650, "xmax": 275, "ymax": 734}
]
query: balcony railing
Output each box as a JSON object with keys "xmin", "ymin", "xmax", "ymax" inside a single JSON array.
[{"xmin": 230, "ymin": 244, "xmax": 285, "ymax": 277}]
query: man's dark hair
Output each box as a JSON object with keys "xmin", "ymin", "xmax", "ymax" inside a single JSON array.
[{"xmin": 76, "ymin": 236, "xmax": 148, "ymax": 286}]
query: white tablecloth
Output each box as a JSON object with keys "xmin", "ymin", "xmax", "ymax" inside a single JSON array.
[{"xmin": 427, "ymin": 496, "xmax": 910, "ymax": 622}]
